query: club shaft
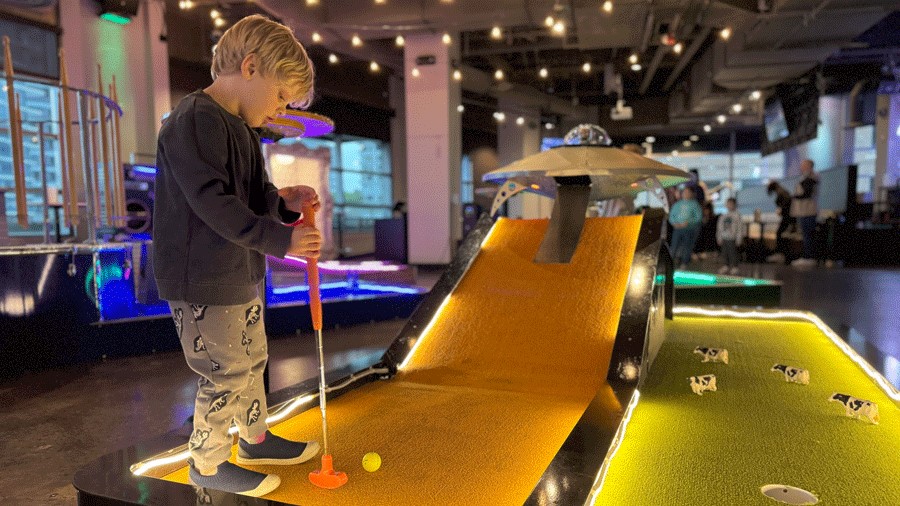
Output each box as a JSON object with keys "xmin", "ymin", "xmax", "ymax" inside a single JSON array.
[{"xmin": 315, "ymin": 328, "xmax": 329, "ymax": 454}]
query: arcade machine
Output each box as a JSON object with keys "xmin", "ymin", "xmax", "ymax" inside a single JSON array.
[{"xmin": 74, "ymin": 126, "xmax": 899, "ymax": 505}]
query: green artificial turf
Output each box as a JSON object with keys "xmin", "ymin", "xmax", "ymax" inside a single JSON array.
[{"xmin": 595, "ymin": 316, "xmax": 899, "ymax": 506}]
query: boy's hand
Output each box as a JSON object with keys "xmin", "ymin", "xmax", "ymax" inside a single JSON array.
[
  {"xmin": 278, "ymin": 185, "xmax": 321, "ymax": 214},
  {"xmin": 288, "ymin": 225, "xmax": 322, "ymax": 259}
]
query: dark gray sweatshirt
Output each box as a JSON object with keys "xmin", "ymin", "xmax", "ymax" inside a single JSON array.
[{"xmin": 152, "ymin": 90, "xmax": 300, "ymax": 305}]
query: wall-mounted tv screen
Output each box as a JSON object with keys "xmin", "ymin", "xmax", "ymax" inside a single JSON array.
[
  {"xmin": 763, "ymin": 97, "xmax": 790, "ymax": 143},
  {"xmin": 760, "ymin": 69, "xmax": 820, "ymax": 156}
]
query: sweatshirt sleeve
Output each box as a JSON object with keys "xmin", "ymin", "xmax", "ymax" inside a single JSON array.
[
  {"xmin": 263, "ymin": 181, "xmax": 303, "ymax": 225},
  {"xmin": 159, "ymin": 102, "xmax": 293, "ymax": 257}
]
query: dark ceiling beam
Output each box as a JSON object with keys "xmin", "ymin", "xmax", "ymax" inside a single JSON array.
[
  {"xmin": 662, "ymin": 25, "xmax": 711, "ymax": 91},
  {"xmin": 639, "ymin": 42, "xmax": 668, "ymax": 94}
]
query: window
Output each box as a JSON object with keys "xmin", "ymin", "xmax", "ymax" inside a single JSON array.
[
  {"xmin": 1, "ymin": 80, "xmax": 67, "ymax": 237},
  {"xmin": 461, "ymin": 154, "xmax": 473, "ymax": 203},
  {"xmin": 852, "ymin": 125, "xmax": 877, "ymax": 201}
]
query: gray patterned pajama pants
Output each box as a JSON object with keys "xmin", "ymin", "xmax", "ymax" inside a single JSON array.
[{"xmin": 169, "ymin": 297, "xmax": 269, "ymax": 470}]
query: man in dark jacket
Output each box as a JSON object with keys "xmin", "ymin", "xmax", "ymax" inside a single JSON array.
[{"xmin": 766, "ymin": 181, "xmax": 794, "ymax": 264}]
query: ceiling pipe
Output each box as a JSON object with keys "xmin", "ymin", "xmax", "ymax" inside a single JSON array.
[
  {"xmin": 640, "ymin": 13, "xmax": 681, "ymax": 94},
  {"xmin": 638, "ymin": 10, "xmax": 656, "ymax": 54},
  {"xmin": 662, "ymin": 26, "xmax": 712, "ymax": 91}
]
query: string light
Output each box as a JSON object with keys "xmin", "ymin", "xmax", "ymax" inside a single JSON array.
[
  {"xmin": 177, "ymin": 1, "xmax": 195, "ymax": 9},
  {"xmin": 750, "ymin": 90, "xmax": 761, "ymax": 100},
  {"xmin": 582, "ymin": 62, "xmax": 592, "ymax": 73},
  {"xmin": 689, "ymin": 134, "xmax": 699, "ymax": 142},
  {"xmin": 369, "ymin": 61, "xmax": 380, "ymax": 72},
  {"xmin": 717, "ymin": 114, "xmax": 727, "ymax": 124},
  {"xmin": 731, "ymin": 103, "xmax": 743, "ymax": 114},
  {"xmin": 453, "ymin": 69, "xmax": 462, "ymax": 81},
  {"xmin": 442, "ymin": 32, "xmax": 452, "ymax": 45},
  {"xmin": 209, "ymin": 9, "xmax": 220, "ymax": 18},
  {"xmin": 628, "ymin": 53, "xmax": 639, "ymax": 64},
  {"xmin": 395, "ymin": 34, "xmax": 405, "ymax": 47},
  {"xmin": 703, "ymin": 124, "xmax": 712, "ymax": 132},
  {"xmin": 457, "ymin": 104, "xmax": 465, "ymax": 112},
  {"xmin": 545, "ymin": 122, "xmax": 555, "ymax": 130},
  {"xmin": 720, "ymin": 27, "xmax": 732, "ymax": 40},
  {"xmin": 631, "ymin": 63, "xmax": 642, "ymax": 71},
  {"xmin": 328, "ymin": 53, "xmax": 339, "ymax": 64},
  {"xmin": 490, "ymin": 26, "xmax": 502, "ymax": 39},
  {"xmin": 352, "ymin": 34, "xmax": 363, "ymax": 47},
  {"xmin": 411, "ymin": 67, "xmax": 420, "ymax": 78},
  {"xmin": 552, "ymin": 20, "xmax": 565, "ymax": 34},
  {"xmin": 311, "ymin": 32, "xmax": 322, "ymax": 43},
  {"xmin": 673, "ymin": 42, "xmax": 683, "ymax": 54},
  {"xmin": 494, "ymin": 69, "xmax": 505, "ymax": 80},
  {"xmin": 306, "ymin": 0, "xmax": 318, "ymax": 5},
  {"xmin": 602, "ymin": 0, "xmax": 613, "ymax": 13},
  {"xmin": 544, "ymin": 15, "xmax": 555, "ymax": 27},
  {"xmin": 516, "ymin": 116, "xmax": 525, "ymax": 126},
  {"xmin": 375, "ymin": 0, "xmax": 386, "ymax": 3},
  {"xmin": 213, "ymin": 17, "xmax": 226, "ymax": 28},
  {"xmin": 539, "ymin": 67, "xmax": 548, "ymax": 78},
  {"xmin": 493, "ymin": 111, "xmax": 506, "ymax": 122}
]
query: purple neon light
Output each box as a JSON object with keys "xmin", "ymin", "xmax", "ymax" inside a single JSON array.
[{"xmin": 282, "ymin": 256, "xmax": 404, "ymax": 273}]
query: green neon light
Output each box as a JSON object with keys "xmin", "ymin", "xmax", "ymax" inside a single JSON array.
[
  {"xmin": 100, "ymin": 12, "xmax": 132, "ymax": 25},
  {"xmin": 655, "ymin": 271, "xmax": 772, "ymax": 287}
]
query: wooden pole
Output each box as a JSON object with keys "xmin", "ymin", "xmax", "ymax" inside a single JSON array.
[
  {"xmin": 97, "ymin": 64, "xmax": 113, "ymax": 227},
  {"xmin": 111, "ymin": 76, "xmax": 126, "ymax": 228},
  {"xmin": 89, "ymin": 98, "xmax": 102, "ymax": 229},
  {"xmin": 3, "ymin": 36, "xmax": 27, "ymax": 228},
  {"xmin": 59, "ymin": 48, "xmax": 80, "ymax": 225}
]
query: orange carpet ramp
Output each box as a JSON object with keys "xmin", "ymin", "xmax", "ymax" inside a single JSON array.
[{"xmin": 158, "ymin": 216, "xmax": 643, "ymax": 504}]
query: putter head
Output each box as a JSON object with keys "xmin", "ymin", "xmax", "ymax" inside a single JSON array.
[{"xmin": 309, "ymin": 454, "xmax": 348, "ymax": 489}]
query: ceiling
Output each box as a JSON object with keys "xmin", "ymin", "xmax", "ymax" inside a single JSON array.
[{"xmin": 173, "ymin": 0, "xmax": 899, "ymax": 135}]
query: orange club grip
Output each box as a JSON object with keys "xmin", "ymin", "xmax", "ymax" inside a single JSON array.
[{"xmin": 302, "ymin": 205, "xmax": 322, "ymax": 330}]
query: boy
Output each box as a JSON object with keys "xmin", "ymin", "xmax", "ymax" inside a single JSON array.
[
  {"xmin": 668, "ymin": 186, "xmax": 703, "ymax": 269},
  {"xmin": 716, "ymin": 197, "xmax": 743, "ymax": 275},
  {"xmin": 153, "ymin": 15, "xmax": 322, "ymax": 496}
]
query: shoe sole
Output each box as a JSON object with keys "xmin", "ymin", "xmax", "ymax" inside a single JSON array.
[
  {"xmin": 236, "ymin": 441, "xmax": 321, "ymax": 466},
  {"xmin": 242, "ymin": 474, "xmax": 281, "ymax": 497}
]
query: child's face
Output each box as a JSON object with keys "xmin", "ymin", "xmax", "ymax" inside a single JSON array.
[{"xmin": 240, "ymin": 56, "xmax": 295, "ymax": 127}]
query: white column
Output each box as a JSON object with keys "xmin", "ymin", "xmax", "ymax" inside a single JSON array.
[
  {"xmin": 389, "ymin": 74, "xmax": 407, "ymax": 208},
  {"xmin": 496, "ymin": 99, "xmax": 548, "ymax": 218},
  {"xmin": 404, "ymin": 33, "xmax": 462, "ymax": 264},
  {"xmin": 60, "ymin": 0, "xmax": 171, "ymax": 164}
]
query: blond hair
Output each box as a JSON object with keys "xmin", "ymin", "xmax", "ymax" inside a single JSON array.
[{"xmin": 211, "ymin": 14, "xmax": 314, "ymax": 108}]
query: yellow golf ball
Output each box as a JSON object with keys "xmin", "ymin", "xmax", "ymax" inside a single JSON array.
[{"xmin": 362, "ymin": 452, "xmax": 381, "ymax": 472}]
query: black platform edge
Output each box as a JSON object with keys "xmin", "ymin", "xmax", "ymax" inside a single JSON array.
[
  {"xmin": 73, "ymin": 362, "xmax": 383, "ymax": 505},
  {"xmin": 524, "ymin": 208, "xmax": 668, "ymax": 506}
]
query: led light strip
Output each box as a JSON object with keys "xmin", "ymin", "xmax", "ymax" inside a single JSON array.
[
  {"xmin": 673, "ymin": 306, "xmax": 900, "ymax": 402},
  {"xmin": 132, "ymin": 368, "xmax": 389, "ymax": 476},
  {"xmin": 586, "ymin": 390, "xmax": 641, "ymax": 504},
  {"xmin": 398, "ymin": 295, "xmax": 452, "ymax": 371}
]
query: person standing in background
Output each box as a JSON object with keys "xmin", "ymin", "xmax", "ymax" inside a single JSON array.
[
  {"xmin": 766, "ymin": 181, "xmax": 795, "ymax": 264},
  {"xmin": 790, "ymin": 159, "xmax": 819, "ymax": 266},
  {"xmin": 685, "ymin": 169, "xmax": 708, "ymax": 204},
  {"xmin": 717, "ymin": 198, "xmax": 743, "ymax": 275},
  {"xmin": 668, "ymin": 186, "xmax": 703, "ymax": 269}
]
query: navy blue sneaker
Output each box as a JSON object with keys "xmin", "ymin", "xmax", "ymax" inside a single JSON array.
[
  {"xmin": 188, "ymin": 459, "xmax": 280, "ymax": 497},
  {"xmin": 236, "ymin": 431, "xmax": 320, "ymax": 466}
]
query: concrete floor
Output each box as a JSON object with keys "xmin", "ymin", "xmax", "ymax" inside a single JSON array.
[{"xmin": 0, "ymin": 262, "xmax": 897, "ymax": 504}]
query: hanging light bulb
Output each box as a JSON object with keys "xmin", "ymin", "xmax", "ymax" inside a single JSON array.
[
  {"xmin": 750, "ymin": 90, "xmax": 761, "ymax": 100},
  {"xmin": 582, "ymin": 62, "xmax": 592, "ymax": 73},
  {"xmin": 411, "ymin": 67, "xmax": 421, "ymax": 78},
  {"xmin": 375, "ymin": 0, "xmax": 386, "ymax": 4},
  {"xmin": 689, "ymin": 135, "xmax": 700, "ymax": 142},
  {"xmin": 442, "ymin": 33, "xmax": 452, "ymax": 45},
  {"xmin": 493, "ymin": 111, "xmax": 506, "ymax": 122},
  {"xmin": 370, "ymin": 61, "xmax": 381, "ymax": 72},
  {"xmin": 731, "ymin": 103, "xmax": 743, "ymax": 114},
  {"xmin": 602, "ymin": 0, "xmax": 613, "ymax": 13},
  {"xmin": 213, "ymin": 17, "xmax": 226, "ymax": 28},
  {"xmin": 552, "ymin": 20, "xmax": 565, "ymax": 35},
  {"xmin": 306, "ymin": 0, "xmax": 318, "ymax": 5},
  {"xmin": 544, "ymin": 15, "xmax": 555, "ymax": 27},
  {"xmin": 453, "ymin": 69, "xmax": 462, "ymax": 81},
  {"xmin": 311, "ymin": 32, "xmax": 322, "ymax": 43},
  {"xmin": 545, "ymin": 122, "xmax": 555, "ymax": 130},
  {"xmin": 494, "ymin": 69, "xmax": 504, "ymax": 80},
  {"xmin": 490, "ymin": 26, "xmax": 502, "ymax": 39},
  {"xmin": 720, "ymin": 27, "xmax": 732, "ymax": 40},
  {"xmin": 631, "ymin": 63, "xmax": 642, "ymax": 71},
  {"xmin": 457, "ymin": 104, "xmax": 465, "ymax": 112},
  {"xmin": 352, "ymin": 34, "xmax": 363, "ymax": 47},
  {"xmin": 328, "ymin": 53, "xmax": 339, "ymax": 64},
  {"xmin": 209, "ymin": 9, "xmax": 220, "ymax": 18},
  {"xmin": 516, "ymin": 116, "xmax": 525, "ymax": 126},
  {"xmin": 703, "ymin": 124, "xmax": 712, "ymax": 132},
  {"xmin": 395, "ymin": 34, "xmax": 405, "ymax": 47},
  {"xmin": 628, "ymin": 53, "xmax": 639, "ymax": 64},
  {"xmin": 717, "ymin": 114, "xmax": 727, "ymax": 124},
  {"xmin": 539, "ymin": 67, "xmax": 548, "ymax": 78},
  {"xmin": 673, "ymin": 42, "xmax": 683, "ymax": 54}
]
